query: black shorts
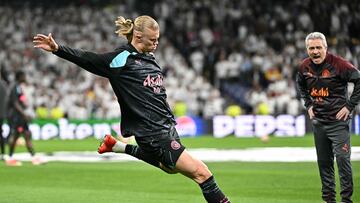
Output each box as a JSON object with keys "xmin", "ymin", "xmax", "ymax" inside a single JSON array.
[
  {"xmin": 135, "ymin": 126, "xmax": 185, "ymax": 170},
  {"xmin": 8, "ymin": 116, "xmax": 29, "ymax": 135}
]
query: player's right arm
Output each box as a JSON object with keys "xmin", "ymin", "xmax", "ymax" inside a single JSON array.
[
  {"xmin": 295, "ymin": 70, "xmax": 312, "ymax": 109},
  {"xmin": 33, "ymin": 33, "xmax": 115, "ymax": 78},
  {"xmin": 53, "ymin": 45, "xmax": 116, "ymax": 78},
  {"xmin": 295, "ymin": 66, "xmax": 314, "ymax": 119}
]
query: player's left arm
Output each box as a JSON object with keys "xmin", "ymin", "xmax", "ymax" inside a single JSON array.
[{"xmin": 342, "ymin": 62, "xmax": 360, "ymax": 111}]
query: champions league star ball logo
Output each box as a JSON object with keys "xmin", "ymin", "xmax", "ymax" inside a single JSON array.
[{"xmin": 175, "ymin": 116, "xmax": 197, "ymax": 136}]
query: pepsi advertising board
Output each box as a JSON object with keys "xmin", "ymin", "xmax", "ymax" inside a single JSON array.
[{"xmin": 213, "ymin": 115, "xmax": 306, "ymax": 138}]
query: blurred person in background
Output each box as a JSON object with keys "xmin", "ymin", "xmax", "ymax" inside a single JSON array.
[
  {"xmin": 296, "ymin": 32, "xmax": 359, "ymax": 203},
  {"xmin": 225, "ymin": 103, "xmax": 242, "ymax": 117},
  {"xmin": 0, "ymin": 69, "xmax": 7, "ymax": 161},
  {"xmin": 33, "ymin": 15, "xmax": 230, "ymax": 203},
  {"xmin": 6, "ymin": 71, "xmax": 43, "ymax": 166}
]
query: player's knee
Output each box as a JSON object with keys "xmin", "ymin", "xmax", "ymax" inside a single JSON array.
[
  {"xmin": 192, "ymin": 163, "xmax": 212, "ymax": 183},
  {"xmin": 335, "ymin": 147, "xmax": 351, "ymax": 159}
]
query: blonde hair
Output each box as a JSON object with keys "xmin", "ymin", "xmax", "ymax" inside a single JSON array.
[
  {"xmin": 115, "ymin": 15, "xmax": 159, "ymax": 42},
  {"xmin": 305, "ymin": 32, "xmax": 328, "ymax": 49}
]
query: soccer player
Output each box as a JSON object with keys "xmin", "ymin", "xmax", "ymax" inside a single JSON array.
[
  {"xmin": 33, "ymin": 15, "xmax": 230, "ymax": 203},
  {"xmin": 296, "ymin": 32, "xmax": 359, "ymax": 203},
  {"xmin": 6, "ymin": 71, "xmax": 42, "ymax": 166},
  {"xmin": 0, "ymin": 72, "xmax": 7, "ymax": 161}
]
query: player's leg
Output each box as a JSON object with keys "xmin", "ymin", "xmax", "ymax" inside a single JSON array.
[
  {"xmin": 174, "ymin": 150, "xmax": 230, "ymax": 203},
  {"xmin": 98, "ymin": 131, "xmax": 230, "ymax": 203},
  {"xmin": 312, "ymin": 120, "xmax": 336, "ymax": 203},
  {"xmin": 6, "ymin": 127, "xmax": 22, "ymax": 166},
  {"xmin": 153, "ymin": 127, "xmax": 230, "ymax": 203},
  {"xmin": 23, "ymin": 124, "xmax": 46, "ymax": 165},
  {"xmin": 21, "ymin": 121, "xmax": 35, "ymax": 157},
  {"xmin": 98, "ymin": 135, "xmax": 161, "ymax": 168},
  {"xmin": 23, "ymin": 129, "xmax": 35, "ymax": 156},
  {"xmin": 24, "ymin": 128, "xmax": 45, "ymax": 165},
  {"xmin": 328, "ymin": 121, "xmax": 353, "ymax": 203},
  {"xmin": 8, "ymin": 131, "xmax": 19, "ymax": 157}
]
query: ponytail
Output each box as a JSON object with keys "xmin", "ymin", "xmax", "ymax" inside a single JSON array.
[{"xmin": 115, "ymin": 16, "xmax": 134, "ymax": 42}]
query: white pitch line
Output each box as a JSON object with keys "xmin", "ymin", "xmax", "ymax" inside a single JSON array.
[{"xmin": 9, "ymin": 147, "xmax": 360, "ymax": 163}]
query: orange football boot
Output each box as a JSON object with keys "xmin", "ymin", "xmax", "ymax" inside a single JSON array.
[{"xmin": 98, "ymin": 135, "xmax": 117, "ymax": 154}]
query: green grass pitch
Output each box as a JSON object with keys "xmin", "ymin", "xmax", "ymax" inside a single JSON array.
[{"xmin": 0, "ymin": 135, "xmax": 359, "ymax": 203}]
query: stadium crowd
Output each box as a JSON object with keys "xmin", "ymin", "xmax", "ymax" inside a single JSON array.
[{"xmin": 0, "ymin": 0, "xmax": 359, "ymax": 119}]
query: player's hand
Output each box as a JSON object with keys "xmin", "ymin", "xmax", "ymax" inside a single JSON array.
[
  {"xmin": 308, "ymin": 106, "xmax": 315, "ymax": 119},
  {"xmin": 336, "ymin": 106, "xmax": 350, "ymax": 121},
  {"xmin": 33, "ymin": 33, "xmax": 59, "ymax": 52}
]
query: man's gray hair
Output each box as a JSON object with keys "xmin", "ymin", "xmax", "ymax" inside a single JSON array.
[{"xmin": 305, "ymin": 32, "xmax": 327, "ymax": 48}]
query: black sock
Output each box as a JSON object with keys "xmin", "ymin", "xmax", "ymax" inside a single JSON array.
[
  {"xmin": 125, "ymin": 145, "xmax": 160, "ymax": 168},
  {"xmin": 199, "ymin": 176, "xmax": 230, "ymax": 203}
]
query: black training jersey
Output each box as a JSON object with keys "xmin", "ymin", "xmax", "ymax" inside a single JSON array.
[
  {"xmin": 296, "ymin": 52, "xmax": 360, "ymax": 122},
  {"xmin": 54, "ymin": 44, "xmax": 176, "ymax": 137},
  {"xmin": 7, "ymin": 83, "xmax": 27, "ymax": 119}
]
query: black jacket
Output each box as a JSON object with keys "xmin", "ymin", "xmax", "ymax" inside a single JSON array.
[
  {"xmin": 0, "ymin": 80, "xmax": 7, "ymax": 119},
  {"xmin": 296, "ymin": 52, "xmax": 360, "ymax": 122},
  {"xmin": 7, "ymin": 83, "xmax": 26, "ymax": 120},
  {"xmin": 54, "ymin": 43, "xmax": 176, "ymax": 137}
]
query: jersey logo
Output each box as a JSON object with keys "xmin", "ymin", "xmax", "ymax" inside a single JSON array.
[
  {"xmin": 321, "ymin": 69, "xmax": 330, "ymax": 77},
  {"xmin": 311, "ymin": 87, "xmax": 329, "ymax": 103},
  {"xmin": 134, "ymin": 59, "xmax": 142, "ymax": 66},
  {"xmin": 310, "ymin": 87, "xmax": 329, "ymax": 97},
  {"xmin": 170, "ymin": 140, "xmax": 181, "ymax": 150},
  {"xmin": 143, "ymin": 74, "xmax": 163, "ymax": 93}
]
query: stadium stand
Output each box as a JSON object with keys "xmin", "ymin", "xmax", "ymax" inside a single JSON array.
[{"xmin": 0, "ymin": 0, "xmax": 359, "ymax": 119}]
